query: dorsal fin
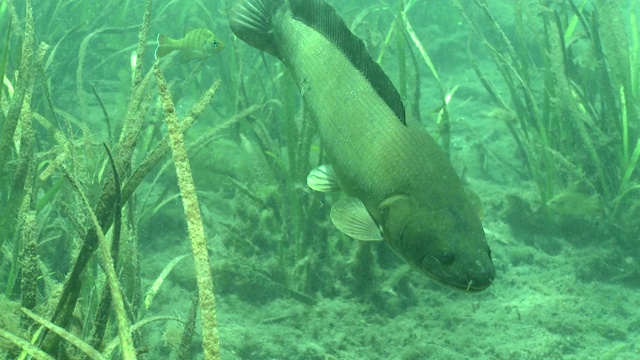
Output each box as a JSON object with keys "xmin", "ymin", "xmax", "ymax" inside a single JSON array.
[{"xmin": 288, "ymin": 0, "xmax": 406, "ymax": 125}]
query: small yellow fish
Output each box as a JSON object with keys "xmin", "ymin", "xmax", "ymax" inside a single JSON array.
[
  {"xmin": 154, "ymin": 28, "xmax": 224, "ymax": 61},
  {"xmin": 546, "ymin": 192, "xmax": 600, "ymax": 216}
]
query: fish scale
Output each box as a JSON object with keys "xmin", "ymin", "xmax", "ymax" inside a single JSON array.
[{"xmin": 276, "ymin": 28, "xmax": 413, "ymax": 202}]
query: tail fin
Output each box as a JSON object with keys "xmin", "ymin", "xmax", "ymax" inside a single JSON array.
[
  {"xmin": 154, "ymin": 33, "xmax": 175, "ymax": 59},
  {"xmin": 229, "ymin": 0, "xmax": 283, "ymax": 58}
]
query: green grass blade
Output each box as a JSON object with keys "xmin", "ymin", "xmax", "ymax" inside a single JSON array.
[
  {"xmin": 0, "ymin": 8, "xmax": 11, "ymax": 104},
  {"xmin": 630, "ymin": 13, "xmax": 638, "ymax": 99},
  {"xmin": 0, "ymin": 327, "xmax": 54, "ymax": 360},
  {"xmin": 144, "ymin": 254, "xmax": 188, "ymax": 310},
  {"xmin": 21, "ymin": 308, "xmax": 107, "ymax": 360},
  {"xmin": 614, "ymin": 138, "xmax": 640, "ymax": 216},
  {"xmin": 401, "ymin": 10, "xmax": 442, "ymax": 90},
  {"xmin": 621, "ymin": 86, "xmax": 629, "ymax": 169},
  {"xmin": 564, "ymin": 0, "xmax": 588, "ymax": 44}
]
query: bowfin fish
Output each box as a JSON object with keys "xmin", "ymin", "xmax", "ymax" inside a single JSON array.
[
  {"xmin": 230, "ymin": 0, "xmax": 495, "ymax": 291},
  {"xmin": 154, "ymin": 28, "xmax": 224, "ymax": 61}
]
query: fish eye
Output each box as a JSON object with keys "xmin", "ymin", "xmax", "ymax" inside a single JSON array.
[
  {"xmin": 439, "ymin": 251, "xmax": 454, "ymax": 265},
  {"xmin": 211, "ymin": 40, "xmax": 219, "ymax": 48}
]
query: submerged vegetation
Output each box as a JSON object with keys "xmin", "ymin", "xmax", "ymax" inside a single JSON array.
[
  {"xmin": 0, "ymin": 0, "xmax": 232, "ymax": 357},
  {"xmin": 0, "ymin": 0, "xmax": 638, "ymax": 358},
  {"xmin": 456, "ymin": 0, "xmax": 640, "ymax": 249},
  {"xmin": 0, "ymin": 0, "xmax": 426, "ymax": 357}
]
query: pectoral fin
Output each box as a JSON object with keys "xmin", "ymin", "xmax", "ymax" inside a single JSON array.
[
  {"xmin": 330, "ymin": 197, "xmax": 383, "ymax": 241},
  {"xmin": 307, "ymin": 164, "xmax": 341, "ymax": 192}
]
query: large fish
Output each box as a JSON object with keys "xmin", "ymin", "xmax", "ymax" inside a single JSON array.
[{"xmin": 230, "ymin": 0, "xmax": 495, "ymax": 291}]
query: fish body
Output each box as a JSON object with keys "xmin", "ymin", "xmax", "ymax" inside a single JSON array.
[
  {"xmin": 547, "ymin": 192, "xmax": 600, "ymax": 216},
  {"xmin": 154, "ymin": 28, "xmax": 224, "ymax": 61},
  {"xmin": 230, "ymin": 0, "xmax": 494, "ymax": 291}
]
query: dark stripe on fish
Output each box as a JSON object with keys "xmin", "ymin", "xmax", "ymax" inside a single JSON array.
[{"xmin": 288, "ymin": 0, "xmax": 406, "ymax": 124}]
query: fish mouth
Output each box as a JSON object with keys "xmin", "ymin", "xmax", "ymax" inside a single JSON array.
[
  {"xmin": 421, "ymin": 256, "xmax": 495, "ymax": 292},
  {"xmin": 427, "ymin": 272, "xmax": 494, "ymax": 292},
  {"xmin": 459, "ymin": 278, "xmax": 494, "ymax": 292}
]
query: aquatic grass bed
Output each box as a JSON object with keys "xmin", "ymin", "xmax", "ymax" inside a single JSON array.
[
  {"xmin": 0, "ymin": 0, "xmax": 231, "ymax": 358},
  {"xmin": 0, "ymin": 0, "xmax": 508, "ymax": 358},
  {"xmin": 456, "ymin": 0, "xmax": 640, "ymax": 246},
  {"xmin": 0, "ymin": 0, "xmax": 353, "ymax": 358}
]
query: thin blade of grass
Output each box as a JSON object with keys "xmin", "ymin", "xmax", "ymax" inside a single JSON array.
[
  {"xmin": 0, "ymin": 6, "xmax": 10, "ymax": 105},
  {"xmin": 21, "ymin": 308, "xmax": 106, "ymax": 360},
  {"xmin": 144, "ymin": 254, "xmax": 188, "ymax": 310},
  {"xmin": 60, "ymin": 165, "xmax": 136, "ymax": 360},
  {"xmin": 0, "ymin": 327, "xmax": 55, "ymax": 360}
]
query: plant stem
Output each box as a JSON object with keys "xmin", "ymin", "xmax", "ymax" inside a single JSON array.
[{"xmin": 154, "ymin": 63, "xmax": 221, "ymax": 360}]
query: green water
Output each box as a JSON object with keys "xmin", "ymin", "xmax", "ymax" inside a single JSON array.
[{"xmin": 0, "ymin": 0, "xmax": 638, "ymax": 358}]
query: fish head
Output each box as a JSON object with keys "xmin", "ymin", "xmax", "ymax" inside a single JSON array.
[
  {"xmin": 202, "ymin": 37, "xmax": 224, "ymax": 55},
  {"xmin": 379, "ymin": 195, "xmax": 495, "ymax": 291}
]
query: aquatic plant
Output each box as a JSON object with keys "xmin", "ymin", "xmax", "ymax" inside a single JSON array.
[
  {"xmin": 455, "ymin": 0, "xmax": 640, "ymax": 246},
  {"xmin": 154, "ymin": 64, "xmax": 221, "ymax": 359},
  {"xmin": 0, "ymin": 0, "xmax": 230, "ymax": 358},
  {"xmin": 0, "ymin": 0, "xmax": 476, "ymax": 357}
]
